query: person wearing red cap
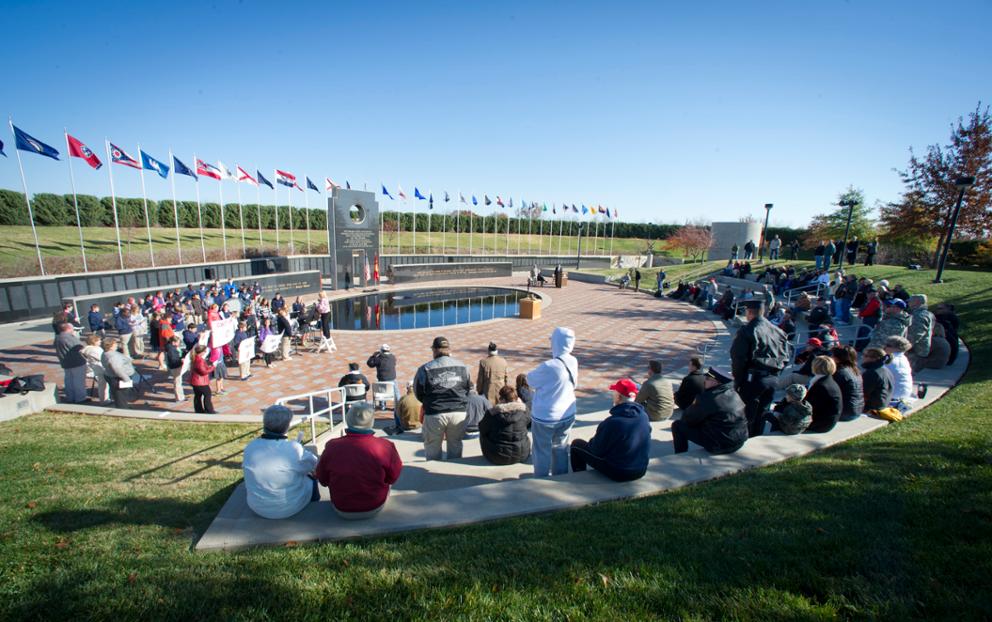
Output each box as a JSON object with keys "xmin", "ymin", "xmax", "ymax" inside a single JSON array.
[{"xmin": 569, "ymin": 378, "xmax": 651, "ymax": 481}]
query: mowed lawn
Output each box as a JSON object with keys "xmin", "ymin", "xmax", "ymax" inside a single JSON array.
[{"xmin": 1, "ymin": 265, "xmax": 990, "ymax": 620}]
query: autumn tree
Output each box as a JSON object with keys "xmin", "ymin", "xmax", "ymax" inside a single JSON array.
[
  {"xmin": 880, "ymin": 103, "xmax": 992, "ymax": 265},
  {"xmin": 804, "ymin": 186, "xmax": 878, "ymax": 247},
  {"xmin": 667, "ymin": 225, "xmax": 713, "ymax": 262}
]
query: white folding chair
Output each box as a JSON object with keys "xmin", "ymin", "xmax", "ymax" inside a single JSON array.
[
  {"xmin": 342, "ymin": 383, "xmax": 368, "ymax": 404},
  {"xmin": 372, "ymin": 381, "xmax": 397, "ymax": 411},
  {"xmin": 315, "ymin": 334, "xmax": 337, "ymax": 354}
]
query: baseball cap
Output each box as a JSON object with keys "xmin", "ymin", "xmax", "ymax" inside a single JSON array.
[
  {"xmin": 431, "ymin": 336, "xmax": 450, "ymax": 349},
  {"xmin": 807, "ymin": 337, "xmax": 823, "ymax": 347},
  {"xmin": 886, "ymin": 298, "xmax": 907, "ymax": 309},
  {"xmin": 608, "ymin": 378, "xmax": 638, "ymax": 397}
]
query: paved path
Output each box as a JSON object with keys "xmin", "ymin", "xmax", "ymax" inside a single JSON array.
[{"xmin": 5, "ymin": 274, "xmax": 715, "ymax": 418}]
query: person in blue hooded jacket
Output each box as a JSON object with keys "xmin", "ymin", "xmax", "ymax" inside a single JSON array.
[{"xmin": 569, "ymin": 378, "xmax": 651, "ymax": 481}]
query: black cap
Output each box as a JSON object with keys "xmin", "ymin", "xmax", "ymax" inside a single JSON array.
[
  {"xmin": 488, "ymin": 342, "xmax": 498, "ymax": 352},
  {"xmin": 432, "ymin": 336, "xmax": 450, "ymax": 349},
  {"xmin": 348, "ymin": 362, "xmax": 359, "ymax": 371},
  {"xmin": 705, "ymin": 367, "xmax": 733, "ymax": 384},
  {"xmin": 742, "ymin": 299, "xmax": 764, "ymax": 310}
]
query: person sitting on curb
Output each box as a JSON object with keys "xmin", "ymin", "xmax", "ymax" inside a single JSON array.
[
  {"xmin": 464, "ymin": 384, "xmax": 492, "ymax": 435},
  {"xmin": 243, "ymin": 405, "xmax": 319, "ymax": 520},
  {"xmin": 674, "ymin": 356, "xmax": 706, "ymax": 411},
  {"xmin": 761, "ymin": 383, "xmax": 813, "ymax": 435},
  {"xmin": 569, "ymin": 379, "xmax": 651, "ymax": 481},
  {"xmin": 861, "ymin": 347, "xmax": 894, "ymax": 412},
  {"xmin": 479, "ymin": 385, "xmax": 532, "ymax": 466},
  {"xmin": 315, "ymin": 402, "xmax": 403, "ymax": 520},
  {"xmin": 671, "ymin": 368, "xmax": 747, "ymax": 455},
  {"xmin": 884, "ymin": 335, "xmax": 917, "ymax": 410},
  {"xmin": 386, "ymin": 382, "xmax": 422, "ymax": 435},
  {"xmin": 804, "ymin": 356, "xmax": 843, "ymax": 434},
  {"xmin": 635, "ymin": 359, "xmax": 674, "ymax": 421}
]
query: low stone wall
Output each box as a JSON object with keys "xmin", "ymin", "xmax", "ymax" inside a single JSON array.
[{"xmin": 390, "ymin": 262, "xmax": 513, "ymax": 284}]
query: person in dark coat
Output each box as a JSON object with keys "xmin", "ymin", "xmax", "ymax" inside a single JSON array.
[
  {"xmin": 933, "ymin": 303, "xmax": 960, "ymax": 365},
  {"xmin": 479, "ymin": 385, "xmax": 531, "ymax": 465},
  {"xmin": 570, "ymin": 379, "xmax": 651, "ymax": 481},
  {"xmin": 515, "ymin": 373, "xmax": 533, "ymax": 412},
  {"xmin": 805, "ymin": 356, "xmax": 843, "ymax": 433},
  {"xmin": 730, "ymin": 300, "xmax": 790, "ymax": 437},
  {"xmin": 672, "ymin": 368, "xmax": 748, "ymax": 454},
  {"xmin": 831, "ymin": 345, "xmax": 864, "ymax": 421},
  {"xmin": 338, "ymin": 362, "xmax": 371, "ymax": 403},
  {"xmin": 674, "ymin": 356, "xmax": 706, "ymax": 410},
  {"xmin": 861, "ymin": 347, "xmax": 894, "ymax": 411}
]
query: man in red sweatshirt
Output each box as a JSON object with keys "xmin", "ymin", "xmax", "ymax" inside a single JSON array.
[{"xmin": 315, "ymin": 402, "xmax": 402, "ymax": 519}]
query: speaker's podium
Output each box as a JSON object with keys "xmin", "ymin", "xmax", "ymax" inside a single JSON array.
[{"xmin": 328, "ymin": 189, "xmax": 381, "ymax": 290}]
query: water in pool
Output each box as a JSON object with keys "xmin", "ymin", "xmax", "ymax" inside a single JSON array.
[{"xmin": 326, "ymin": 287, "xmax": 534, "ymax": 331}]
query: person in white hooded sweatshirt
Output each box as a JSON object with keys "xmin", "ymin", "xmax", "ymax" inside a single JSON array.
[{"xmin": 526, "ymin": 327, "xmax": 578, "ymax": 476}]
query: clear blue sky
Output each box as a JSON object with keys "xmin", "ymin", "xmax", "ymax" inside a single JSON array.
[{"xmin": 1, "ymin": 0, "xmax": 989, "ymax": 227}]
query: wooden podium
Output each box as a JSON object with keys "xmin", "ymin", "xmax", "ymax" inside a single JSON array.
[{"xmin": 519, "ymin": 297, "xmax": 541, "ymax": 319}]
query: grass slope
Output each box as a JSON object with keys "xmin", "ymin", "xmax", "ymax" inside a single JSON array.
[{"xmin": 0, "ymin": 265, "xmax": 990, "ymax": 620}]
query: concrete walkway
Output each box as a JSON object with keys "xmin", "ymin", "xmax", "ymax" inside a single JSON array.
[{"xmin": 194, "ymin": 323, "xmax": 969, "ymax": 551}]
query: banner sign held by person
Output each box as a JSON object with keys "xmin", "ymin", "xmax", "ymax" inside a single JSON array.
[
  {"xmin": 238, "ymin": 338, "xmax": 255, "ymax": 364},
  {"xmin": 210, "ymin": 318, "xmax": 236, "ymax": 347},
  {"xmin": 198, "ymin": 330, "xmax": 211, "ymax": 347},
  {"xmin": 260, "ymin": 332, "xmax": 281, "ymax": 354}
]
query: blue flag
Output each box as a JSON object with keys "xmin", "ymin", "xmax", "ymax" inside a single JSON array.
[
  {"xmin": 345, "ymin": 180, "xmax": 351, "ymax": 189},
  {"xmin": 0, "ymin": 138, "xmax": 5, "ymax": 157},
  {"xmin": 140, "ymin": 150, "xmax": 170, "ymax": 179},
  {"xmin": 13, "ymin": 125, "xmax": 59, "ymax": 160},
  {"xmin": 472, "ymin": 195, "xmax": 478, "ymax": 206},
  {"xmin": 444, "ymin": 191, "xmax": 450, "ymax": 202},
  {"xmin": 414, "ymin": 187, "xmax": 426, "ymax": 200},
  {"xmin": 484, "ymin": 195, "xmax": 491, "ymax": 206},
  {"xmin": 257, "ymin": 170, "xmax": 274, "ymax": 189},
  {"xmin": 429, "ymin": 193, "xmax": 434, "ymax": 209},
  {"xmin": 582, "ymin": 205, "xmax": 588, "ymax": 215},
  {"xmin": 173, "ymin": 156, "xmax": 196, "ymax": 179},
  {"xmin": 381, "ymin": 184, "xmax": 394, "ymax": 199},
  {"xmin": 306, "ymin": 177, "xmax": 320, "ymax": 192}
]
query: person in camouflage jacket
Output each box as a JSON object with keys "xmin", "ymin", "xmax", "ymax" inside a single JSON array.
[
  {"xmin": 907, "ymin": 294, "xmax": 935, "ymax": 359},
  {"xmin": 867, "ymin": 299, "xmax": 911, "ymax": 350}
]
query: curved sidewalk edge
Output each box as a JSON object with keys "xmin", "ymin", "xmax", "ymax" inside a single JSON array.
[{"xmin": 193, "ymin": 342, "xmax": 969, "ymax": 552}]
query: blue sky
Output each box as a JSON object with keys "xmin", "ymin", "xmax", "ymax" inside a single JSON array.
[{"xmin": 1, "ymin": 0, "xmax": 989, "ymax": 227}]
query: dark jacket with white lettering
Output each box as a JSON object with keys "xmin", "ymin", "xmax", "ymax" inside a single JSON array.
[{"xmin": 413, "ymin": 355, "xmax": 471, "ymax": 415}]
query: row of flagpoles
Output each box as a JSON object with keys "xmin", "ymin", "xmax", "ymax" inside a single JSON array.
[{"xmin": 2, "ymin": 119, "xmax": 619, "ymax": 276}]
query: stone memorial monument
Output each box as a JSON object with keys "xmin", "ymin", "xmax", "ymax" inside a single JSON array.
[{"xmin": 328, "ymin": 188, "xmax": 381, "ymax": 290}]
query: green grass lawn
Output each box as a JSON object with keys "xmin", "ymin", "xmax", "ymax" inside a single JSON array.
[
  {"xmin": 0, "ymin": 225, "xmax": 655, "ymax": 277},
  {"xmin": 1, "ymin": 264, "xmax": 990, "ymax": 620}
]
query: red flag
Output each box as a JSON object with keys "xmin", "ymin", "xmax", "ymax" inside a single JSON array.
[{"xmin": 66, "ymin": 134, "xmax": 103, "ymax": 170}]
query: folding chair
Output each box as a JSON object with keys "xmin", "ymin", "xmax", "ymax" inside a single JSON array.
[{"xmin": 371, "ymin": 381, "xmax": 398, "ymax": 411}]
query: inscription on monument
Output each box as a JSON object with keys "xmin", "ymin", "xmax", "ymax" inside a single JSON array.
[{"xmin": 390, "ymin": 262, "xmax": 513, "ymax": 284}]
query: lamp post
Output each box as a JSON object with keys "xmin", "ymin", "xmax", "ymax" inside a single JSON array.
[
  {"xmin": 758, "ymin": 203, "xmax": 773, "ymax": 262},
  {"xmin": 837, "ymin": 198, "xmax": 858, "ymax": 271},
  {"xmin": 576, "ymin": 222, "xmax": 585, "ymax": 270},
  {"xmin": 934, "ymin": 176, "xmax": 976, "ymax": 284}
]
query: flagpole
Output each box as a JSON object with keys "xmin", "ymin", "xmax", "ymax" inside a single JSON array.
[
  {"xmin": 594, "ymin": 215, "xmax": 600, "ymax": 255},
  {"xmin": 426, "ymin": 192, "xmax": 432, "ymax": 255},
  {"xmin": 516, "ymin": 209, "xmax": 521, "ymax": 255},
  {"xmin": 395, "ymin": 197, "xmax": 400, "ymax": 257},
  {"xmin": 455, "ymin": 193, "xmax": 461, "ymax": 256},
  {"xmin": 303, "ymin": 180, "xmax": 311, "ymax": 255},
  {"xmin": 469, "ymin": 203, "xmax": 473, "ymax": 255},
  {"xmin": 410, "ymin": 191, "xmax": 416, "ymax": 256},
  {"xmin": 528, "ymin": 206, "xmax": 533, "ymax": 256},
  {"xmin": 273, "ymin": 170, "xmax": 280, "ymax": 252},
  {"xmin": 11, "ymin": 120, "xmax": 46, "ymax": 275},
  {"xmin": 105, "ymin": 140, "xmax": 126, "ymax": 269},
  {"xmin": 505, "ymin": 204, "xmax": 510, "ymax": 256},
  {"xmin": 609, "ymin": 214, "xmax": 615, "ymax": 257},
  {"xmin": 287, "ymin": 184, "xmax": 295, "ymax": 255},
  {"xmin": 64, "ymin": 130, "xmax": 88, "ymax": 272},
  {"xmin": 193, "ymin": 153, "xmax": 206, "ymax": 262},
  {"xmin": 557, "ymin": 210, "xmax": 564, "ymax": 256},
  {"xmin": 167, "ymin": 149, "xmax": 183, "ymax": 264},
  {"xmin": 137, "ymin": 143, "xmax": 156, "ymax": 267},
  {"xmin": 255, "ymin": 182, "xmax": 263, "ymax": 251},
  {"xmin": 441, "ymin": 197, "xmax": 447, "ymax": 253},
  {"xmin": 235, "ymin": 165, "xmax": 247, "ymax": 257},
  {"xmin": 218, "ymin": 174, "xmax": 227, "ymax": 261}
]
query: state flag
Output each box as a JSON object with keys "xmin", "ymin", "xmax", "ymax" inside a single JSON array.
[
  {"xmin": 217, "ymin": 161, "xmax": 236, "ymax": 181},
  {"xmin": 496, "ymin": 196, "xmax": 504, "ymax": 207},
  {"xmin": 110, "ymin": 143, "xmax": 140, "ymax": 168},
  {"xmin": 66, "ymin": 134, "xmax": 102, "ymax": 169},
  {"xmin": 381, "ymin": 184, "xmax": 394, "ymax": 199},
  {"xmin": 346, "ymin": 181, "xmax": 351, "ymax": 189},
  {"xmin": 460, "ymin": 193, "xmax": 467, "ymax": 204},
  {"xmin": 275, "ymin": 169, "xmax": 296, "ymax": 187},
  {"xmin": 307, "ymin": 177, "xmax": 320, "ymax": 192},
  {"xmin": 257, "ymin": 170, "xmax": 274, "ymax": 188},
  {"xmin": 12, "ymin": 125, "xmax": 60, "ymax": 160},
  {"xmin": 174, "ymin": 156, "xmax": 197, "ymax": 179},
  {"xmin": 429, "ymin": 193, "xmax": 434, "ymax": 209},
  {"xmin": 237, "ymin": 166, "xmax": 257, "ymax": 185},
  {"xmin": 140, "ymin": 150, "xmax": 170, "ymax": 179},
  {"xmin": 397, "ymin": 185, "xmax": 408, "ymax": 199},
  {"xmin": 414, "ymin": 187, "xmax": 426, "ymax": 200},
  {"xmin": 196, "ymin": 159, "xmax": 222, "ymax": 179},
  {"xmin": 0, "ymin": 138, "xmax": 5, "ymax": 157},
  {"xmin": 472, "ymin": 195, "xmax": 477, "ymax": 205},
  {"xmin": 582, "ymin": 205, "xmax": 588, "ymax": 214},
  {"xmin": 326, "ymin": 178, "xmax": 339, "ymax": 191},
  {"xmin": 613, "ymin": 208, "xmax": 618, "ymax": 218},
  {"xmin": 484, "ymin": 195, "xmax": 491, "ymax": 206},
  {"xmin": 444, "ymin": 191, "xmax": 450, "ymax": 203}
]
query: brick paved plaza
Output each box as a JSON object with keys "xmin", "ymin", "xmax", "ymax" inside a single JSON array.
[{"xmin": 3, "ymin": 274, "xmax": 717, "ymax": 417}]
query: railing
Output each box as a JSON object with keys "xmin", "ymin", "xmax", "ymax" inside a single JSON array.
[
  {"xmin": 783, "ymin": 281, "xmax": 828, "ymax": 303},
  {"xmin": 275, "ymin": 386, "xmax": 348, "ymax": 444}
]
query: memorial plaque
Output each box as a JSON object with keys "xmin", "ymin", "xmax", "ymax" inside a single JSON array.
[
  {"xmin": 328, "ymin": 189, "xmax": 380, "ymax": 290},
  {"xmin": 390, "ymin": 262, "xmax": 513, "ymax": 284}
]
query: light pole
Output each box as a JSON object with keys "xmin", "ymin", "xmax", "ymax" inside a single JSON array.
[
  {"xmin": 837, "ymin": 198, "xmax": 858, "ymax": 271},
  {"xmin": 934, "ymin": 176, "xmax": 976, "ymax": 284},
  {"xmin": 758, "ymin": 203, "xmax": 773, "ymax": 262}
]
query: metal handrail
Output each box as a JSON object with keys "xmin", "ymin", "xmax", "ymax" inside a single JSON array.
[{"xmin": 275, "ymin": 386, "xmax": 348, "ymax": 444}]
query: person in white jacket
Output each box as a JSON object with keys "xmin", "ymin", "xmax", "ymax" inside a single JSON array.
[
  {"xmin": 526, "ymin": 327, "xmax": 578, "ymax": 477},
  {"xmin": 243, "ymin": 405, "xmax": 319, "ymax": 519},
  {"xmin": 883, "ymin": 335, "xmax": 915, "ymax": 409}
]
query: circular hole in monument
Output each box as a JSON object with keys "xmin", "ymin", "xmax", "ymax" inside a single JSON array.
[{"xmin": 349, "ymin": 204, "xmax": 366, "ymax": 224}]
